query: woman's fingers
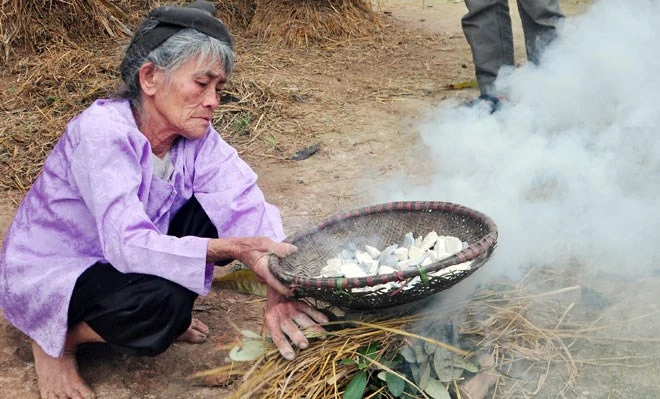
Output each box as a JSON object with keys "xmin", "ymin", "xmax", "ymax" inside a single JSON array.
[
  {"xmin": 264, "ymin": 298, "xmax": 332, "ymax": 361},
  {"xmin": 269, "ymin": 242, "xmax": 298, "ymax": 258},
  {"xmin": 297, "ymin": 302, "xmax": 330, "ymax": 325},
  {"xmin": 264, "ymin": 312, "xmax": 297, "ymax": 360},
  {"xmin": 280, "ymin": 317, "xmax": 309, "ymax": 350}
]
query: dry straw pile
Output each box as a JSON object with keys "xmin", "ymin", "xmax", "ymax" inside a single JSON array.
[{"xmin": 249, "ymin": 0, "xmax": 383, "ymax": 47}]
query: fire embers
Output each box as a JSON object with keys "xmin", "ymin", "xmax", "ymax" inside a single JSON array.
[{"xmin": 318, "ymin": 231, "xmax": 474, "ymax": 292}]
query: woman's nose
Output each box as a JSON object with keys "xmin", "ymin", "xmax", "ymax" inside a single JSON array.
[{"xmin": 203, "ymin": 89, "xmax": 220, "ymax": 110}]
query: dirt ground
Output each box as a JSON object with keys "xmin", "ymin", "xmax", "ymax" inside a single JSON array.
[{"xmin": 0, "ymin": 0, "xmax": 622, "ymax": 398}]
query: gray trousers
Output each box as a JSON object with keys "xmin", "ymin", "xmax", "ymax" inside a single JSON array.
[{"xmin": 462, "ymin": 0, "xmax": 564, "ymax": 95}]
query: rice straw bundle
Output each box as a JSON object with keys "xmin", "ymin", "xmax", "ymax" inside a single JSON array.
[
  {"xmin": 0, "ymin": 44, "xmax": 121, "ymax": 194},
  {"xmin": 248, "ymin": 0, "xmax": 384, "ymax": 47},
  {"xmin": 193, "ymin": 314, "xmax": 469, "ymax": 398},
  {"xmin": 199, "ymin": 266, "xmax": 651, "ymax": 399}
]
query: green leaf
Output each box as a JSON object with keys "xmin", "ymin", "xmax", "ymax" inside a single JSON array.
[
  {"xmin": 434, "ymin": 365, "xmax": 459, "ymax": 383},
  {"xmin": 409, "ymin": 363, "xmax": 420, "ymax": 384},
  {"xmin": 264, "ymin": 134, "xmax": 279, "ymax": 146},
  {"xmin": 445, "ymin": 80, "xmax": 478, "ymax": 90},
  {"xmin": 340, "ymin": 358, "xmax": 358, "ymax": 366},
  {"xmin": 343, "ymin": 370, "xmax": 368, "ymax": 399},
  {"xmin": 433, "ymin": 348, "xmax": 458, "ymax": 383},
  {"xmin": 360, "ymin": 342, "xmax": 379, "ymax": 360},
  {"xmin": 432, "ymin": 348, "xmax": 451, "ymax": 373},
  {"xmin": 229, "ymin": 339, "xmax": 264, "ymax": 362},
  {"xmin": 400, "ymin": 345, "xmax": 416, "ymax": 363},
  {"xmin": 378, "ymin": 359, "xmax": 401, "ymax": 370},
  {"xmin": 418, "ymin": 267, "xmax": 430, "ymax": 286},
  {"xmin": 451, "ymin": 355, "xmax": 480, "ymax": 373},
  {"xmin": 424, "ymin": 340, "xmax": 437, "ymax": 355},
  {"xmin": 413, "ymin": 344, "xmax": 428, "ymax": 364},
  {"xmin": 386, "ymin": 372, "xmax": 406, "ymax": 397},
  {"xmin": 212, "ymin": 270, "xmax": 267, "ymax": 296},
  {"xmin": 423, "ymin": 378, "xmax": 451, "ymax": 399},
  {"xmin": 418, "ymin": 361, "xmax": 431, "ymax": 389}
]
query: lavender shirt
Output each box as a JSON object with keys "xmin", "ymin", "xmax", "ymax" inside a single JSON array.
[{"xmin": 0, "ymin": 99, "xmax": 285, "ymax": 357}]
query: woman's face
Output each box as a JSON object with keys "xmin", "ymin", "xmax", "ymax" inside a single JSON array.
[{"xmin": 149, "ymin": 56, "xmax": 226, "ymax": 140}]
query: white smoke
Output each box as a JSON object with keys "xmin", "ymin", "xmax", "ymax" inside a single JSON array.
[{"xmin": 376, "ymin": 0, "xmax": 660, "ymax": 277}]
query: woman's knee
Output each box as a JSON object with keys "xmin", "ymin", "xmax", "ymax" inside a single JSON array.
[{"xmin": 83, "ymin": 276, "xmax": 198, "ymax": 357}]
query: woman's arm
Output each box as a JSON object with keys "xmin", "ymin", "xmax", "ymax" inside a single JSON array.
[{"xmin": 206, "ymin": 236, "xmax": 294, "ymax": 296}]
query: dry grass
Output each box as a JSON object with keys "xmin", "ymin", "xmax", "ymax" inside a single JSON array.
[{"xmin": 216, "ymin": 0, "xmax": 258, "ymax": 31}]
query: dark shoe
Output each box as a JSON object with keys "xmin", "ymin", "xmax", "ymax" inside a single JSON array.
[{"xmin": 465, "ymin": 94, "xmax": 501, "ymax": 114}]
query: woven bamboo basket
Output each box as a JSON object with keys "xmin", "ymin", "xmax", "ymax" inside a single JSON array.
[{"xmin": 269, "ymin": 201, "xmax": 498, "ymax": 309}]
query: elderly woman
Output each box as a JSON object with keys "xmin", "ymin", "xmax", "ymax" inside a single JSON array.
[{"xmin": 0, "ymin": 1, "xmax": 328, "ymax": 398}]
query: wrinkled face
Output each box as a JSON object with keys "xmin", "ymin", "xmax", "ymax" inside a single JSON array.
[{"xmin": 149, "ymin": 56, "xmax": 226, "ymax": 140}]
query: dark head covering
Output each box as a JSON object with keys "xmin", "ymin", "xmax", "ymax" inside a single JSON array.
[{"xmin": 129, "ymin": 0, "xmax": 233, "ymax": 56}]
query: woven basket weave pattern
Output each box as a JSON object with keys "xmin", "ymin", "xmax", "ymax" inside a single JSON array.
[{"xmin": 269, "ymin": 202, "xmax": 497, "ymax": 309}]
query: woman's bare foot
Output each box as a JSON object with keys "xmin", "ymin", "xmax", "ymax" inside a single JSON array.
[
  {"xmin": 176, "ymin": 318, "xmax": 209, "ymax": 344},
  {"xmin": 32, "ymin": 341, "xmax": 95, "ymax": 399}
]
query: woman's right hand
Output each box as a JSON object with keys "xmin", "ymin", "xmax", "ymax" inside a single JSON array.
[{"xmin": 206, "ymin": 237, "xmax": 296, "ymax": 296}]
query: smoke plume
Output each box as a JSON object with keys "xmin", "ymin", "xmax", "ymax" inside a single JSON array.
[{"xmin": 377, "ymin": 0, "xmax": 660, "ymax": 278}]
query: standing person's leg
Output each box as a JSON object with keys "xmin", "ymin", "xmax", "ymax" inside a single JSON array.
[
  {"xmin": 462, "ymin": 0, "xmax": 515, "ymax": 95},
  {"xmin": 517, "ymin": 0, "xmax": 564, "ymax": 65}
]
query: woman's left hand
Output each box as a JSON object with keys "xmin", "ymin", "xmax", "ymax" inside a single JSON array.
[
  {"xmin": 207, "ymin": 236, "xmax": 329, "ymax": 359},
  {"xmin": 263, "ymin": 287, "xmax": 329, "ymax": 360}
]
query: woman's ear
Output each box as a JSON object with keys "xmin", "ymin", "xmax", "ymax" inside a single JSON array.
[{"xmin": 138, "ymin": 62, "xmax": 160, "ymax": 97}]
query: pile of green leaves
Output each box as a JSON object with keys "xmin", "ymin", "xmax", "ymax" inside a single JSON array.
[{"xmin": 341, "ymin": 331, "xmax": 479, "ymax": 399}]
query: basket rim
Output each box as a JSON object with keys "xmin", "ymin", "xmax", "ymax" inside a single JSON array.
[{"xmin": 269, "ymin": 201, "xmax": 498, "ymax": 289}]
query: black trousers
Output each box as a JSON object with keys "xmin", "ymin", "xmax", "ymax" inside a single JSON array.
[{"xmin": 67, "ymin": 196, "xmax": 219, "ymax": 357}]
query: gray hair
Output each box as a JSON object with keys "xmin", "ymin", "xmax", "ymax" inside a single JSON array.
[{"xmin": 118, "ymin": 19, "xmax": 234, "ymax": 109}]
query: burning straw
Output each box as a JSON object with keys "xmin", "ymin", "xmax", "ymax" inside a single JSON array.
[
  {"xmin": 195, "ymin": 266, "xmax": 660, "ymax": 398},
  {"xmin": 457, "ymin": 267, "xmax": 584, "ymax": 398},
  {"xmin": 192, "ymin": 314, "xmax": 471, "ymax": 399}
]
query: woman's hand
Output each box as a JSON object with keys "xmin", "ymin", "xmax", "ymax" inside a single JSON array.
[
  {"xmin": 206, "ymin": 237, "xmax": 295, "ymax": 296},
  {"xmin": 206, "ymin": 237, "xmax": 329, "ymax": 359},
  {"xmin": 263, "ymin": 287, "xmax": 329, "ymax": 360}
]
